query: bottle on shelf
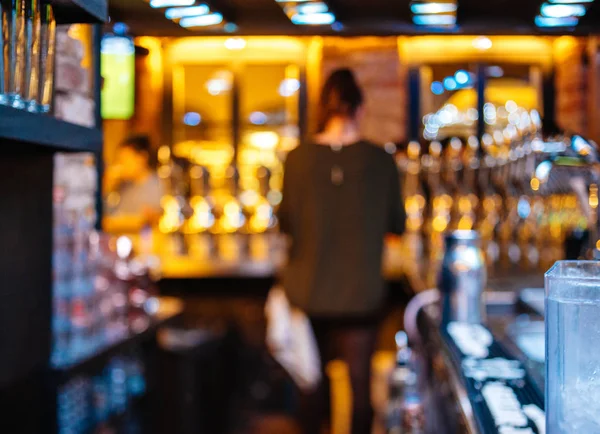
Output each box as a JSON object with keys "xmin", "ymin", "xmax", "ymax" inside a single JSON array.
[{"xmin": 386, "ymin": 332, "xmax": 425, "ymax": 434}]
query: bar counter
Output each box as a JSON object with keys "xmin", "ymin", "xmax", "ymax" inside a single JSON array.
[{"xmin": 418, "ymin": 276, "xmax": 546, "ymax": 434}]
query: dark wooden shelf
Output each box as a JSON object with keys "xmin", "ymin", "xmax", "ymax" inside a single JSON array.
[
  {"xmin": 52, "ymin": 0, "xmax": 108, "ymax": 24},
  {"xmin": 0, "ymin": 105, "xmax": 102, "ymax": 153},
  {"xmin": 51, "ymin": 297, "xmax": 183, "ymax": 382}
]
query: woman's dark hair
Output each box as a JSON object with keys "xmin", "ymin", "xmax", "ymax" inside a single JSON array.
[
  {"xmin": 317, "ymin": 68, "xmax": 364, "ymax": 133},
  {"xmin": 121, "ymin": 134, "xmax": 157, "ymax": 169}
]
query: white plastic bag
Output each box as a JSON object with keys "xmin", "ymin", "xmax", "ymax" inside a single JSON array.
[{"xmin": 265, "ymin": 287, "xmax": 322, "ymax": 392}]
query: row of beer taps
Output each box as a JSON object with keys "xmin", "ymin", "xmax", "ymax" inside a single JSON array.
[{"xmin": 398, "ymin": 111, "xmax": 600, "ymax": 283}]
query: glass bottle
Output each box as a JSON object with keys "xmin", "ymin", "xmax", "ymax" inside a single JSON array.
[{"xmin": 37, "ymin": 0, "xmax": 54, "ymax": 113}]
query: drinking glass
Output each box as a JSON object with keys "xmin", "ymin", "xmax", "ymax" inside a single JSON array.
[
  {"xmin": 0, "ymin": 0, "xmax": 18, "ymax": 105},
  {"xmin": 546, "ymin": 261, "xmax": 600, "ymax": 433},
  {"xmin": 11, "ymin": 0, "xmax": 25, "ymax": 108},
  {"xmin": 37, "ymin": 0, "xmax": 53, "ymax": 113},
  {"xmin": 24, "ymin": 0, "xmax": 40, "ymax": 112}
]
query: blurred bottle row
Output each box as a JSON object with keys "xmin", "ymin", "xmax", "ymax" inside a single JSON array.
[
  {"xmin": 0, "ymin": 0, "xmax": 56, "ymax": 112},
  {"xmin": 53, "ymin": 153, "xmax": 159, "ymax": 368},
  {"xmin": 57, "ymin": 351, "xmax": 146, "ymax": 434}
]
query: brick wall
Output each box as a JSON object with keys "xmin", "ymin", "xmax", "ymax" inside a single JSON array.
[
  {"xmin": 554, "ymin": 37, "xmax": 588, "ymax": 135},
  {"xmin": 321, "ymin": 37, "xmax": 407, "ymax": 144}
]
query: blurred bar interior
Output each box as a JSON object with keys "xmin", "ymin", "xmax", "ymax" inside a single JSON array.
[{"xmin": 2, "ymin": 0, "xmax": 600, "ymax": 433}]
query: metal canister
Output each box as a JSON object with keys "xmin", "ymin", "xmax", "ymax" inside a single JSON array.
[{"xmin": 438, "ymin": 230, "xmax": 486, "ymax": 324}]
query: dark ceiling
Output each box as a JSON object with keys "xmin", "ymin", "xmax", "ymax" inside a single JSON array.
[{"xmin": 108, "ymin": 0, "xmax": 600, "ymax": 37}]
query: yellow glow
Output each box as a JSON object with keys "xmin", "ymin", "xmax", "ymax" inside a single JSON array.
[
  {"xmin": 159, "ymin": 196, "xmax": 183, "ymax": 234},
  {"xmin": 306, "ymin": 36, "xmax": 323, "ymax": 134},
  {"xmin": 168, "ymin": 37, "xmax": 306, "ymax": 65},
  {"xmin": 184, "ymin": 197, "xmax": 214, "ymax": 233},
  {"xmin": 225, "ymin": 37, "xmax": 246, "ymax": 50},
  {"xmin": 553, "ymin": 36, "xmax": 580, "ymax": 63},
  {"xmin": 399, "ymin": 36, "xmax": 553, "ymax": 68},
  {"xmin": 458, "ymin": 197, "xmax": 472, "ymax": 214},
  {"xmin": 458, "ymin": 216, "xmax": 474, "ymax": 231},
  {"xmin": 158, "ymin": 146, "xmax": 171, "ymax": 163},
  {"xmin": 596, "ymin": 240, "xmax": 600, "ymax": 251},
  {"xmin": 590, "ymin": 185, "xmax": 598, "ymax": 209},
  {"xmin": 136, "ymin": 36, "xmax": 164, "ymax": 93},
  {"xmin": 531, "ymin": 178, "xmax": 540, "ymax": 191},
  {"xmin": 408, "ymin": 141, "xmax": 421, "ymax": 159},
  {"xmin": 248, "ymin": 131, "xmax": 280, "ymax": 150},
  {"xmin": 68, "ymin": 25, "xmax": 92, "ymax": 68},
  {"xmin": 432, "ymin": 215, "xmax": 449, "ymax": 232}
]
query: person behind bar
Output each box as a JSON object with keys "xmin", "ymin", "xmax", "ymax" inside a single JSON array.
[
  {"xmin": 103, "ymin": 134, "xmax": 164, "ymax": 234},
  {"xmin": 278, "ymin": 68, "xmax": 406, "ymax": 434}
]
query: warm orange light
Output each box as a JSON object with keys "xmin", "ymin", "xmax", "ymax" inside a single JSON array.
[
  {"xmin": 531, "ymin": 178, "xmax": 540, "ymax": 191},
  {"xmin": 136, "ymin": 36, "xmax": 164, "ymax": 93},
  {"xmin": 399, "ymin": 36, "xmax": 553, "ymax": 67}
]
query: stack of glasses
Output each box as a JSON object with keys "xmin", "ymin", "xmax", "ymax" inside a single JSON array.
[
  {"xmin": 57, "ymin": 352, "xmax": 147, "ymax": 434},
  {"xmin": 0, "ymin": 0, "xmax": 56, "ymax": 113}
]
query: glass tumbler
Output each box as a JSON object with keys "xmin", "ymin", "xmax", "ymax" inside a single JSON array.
[
  {"xmin": 10, "ymin": 0, "xmax": 25, "ymax": 108},
  {"xmin": 37, "ymin": 0, "xmax": 53, "ymax": 113},
  {"xmin": 0, "ymin": 0, "xmax": 19, "ymax": 105},
  {"xmin": 546, "ymin": 261, "xmax": 600, "ymax": 433},
  {"xmin": 23, "ymin": 0, "xmax": 40, "ymax": 112}
]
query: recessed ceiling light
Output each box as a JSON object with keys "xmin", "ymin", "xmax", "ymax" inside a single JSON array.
[
  {"xmin": 411, "ymin": 2, "xmax": 457, "ymax": 14},
  {"xmin": 548, "ymin": 0, "xmax": 593, "ymax": 3},
  {"xmin": 541, "ymin": 3, "xmax": 587, "ymax": 18},
  {"xmin": 179, "ymin": 12, "xmax": 224, "ymax": 27},
  {"xmin": 472, "ymin": 36, "xmax": 493, "ymax": 50},
  {"xmin": 225, "ymin": 38, "xmax": 246, "ymax": 50},
  {"xmin": 165, "ymin": 5, "xmax": 210, "ymax": 19},
  {"xmin": 149, "ymin": 0, "xmax": 195, "ymax": 7},
  {"xmin": 535, "ymin": 15, "xmax": 579, "ymax": 26},
  {"xmin": 296, "ymin": 2, "xmax": 329, "ymax": 14},
  {"xmin": 290, "ymin": 11, "xmax": 336, "ymax": 25},
  {"xmin": 413, "ymin": 14, "xmax": 456, "ymax": 25}
]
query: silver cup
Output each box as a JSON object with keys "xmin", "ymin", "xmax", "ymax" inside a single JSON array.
[{"xmin": 438, "ymin": 230, "xmax": 487, "ymax": 324}]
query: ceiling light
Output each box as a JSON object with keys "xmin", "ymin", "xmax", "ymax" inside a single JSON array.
[
  {"xmin": 179, "ymin": 12, "xmax": 224, "ymax": 27},
  {"xmin": 413, "ymin": 14, "xmax": 456, "ymax": 25},
  {"xmin": 225, "ymin": 37, "xmax": 246, "ymax": 50},
  {"xmin": 149, "ymin": 0, "xmax": 195, "ymax": 7},
  {"xmin": 472, "ymin": 36, "xmax": 493, "ymax": 50},
  {"xmin": 165, "ymin": 5, "xmax": 210, "ymax": 19},
  {"xmin": 411, "ymin": 2, "xmax": 458, "ymax": 14},
  {"xmin": 276, "ymin": 0, "xmax": 313, "ymax": 2},
  {"xmin": 535, "ymin": 15, "xmax": 579, "ymax": 26},
  {"xmin": 541, "ymin": 3, "xmax": 587, "ymax": 18},
  {"xmin": 548, "ymin": 0, "xmax": 593, "ymax": 3},
  {"xmin": 290, "ymin": 11, "xmax": 336, "ymax": 25},
  {"xmin": 296, "ymin": 2, "xmax": 329, "ymax": 14}
]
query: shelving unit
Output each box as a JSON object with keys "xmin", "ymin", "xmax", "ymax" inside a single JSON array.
[
  {"xmin": 52, "ymin": 0, "xmax": 108, "ymax": 24},
  {"xmin": 0, "ymin": 2, "xmax": 109, "ymax": 433},
  {"xmin": 51, "ymin": 298, "xmax": 183, "ymax": 383},
  {"xmin": 0, "ymin": 106, "xmax": 102, "ymax": 152}
]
